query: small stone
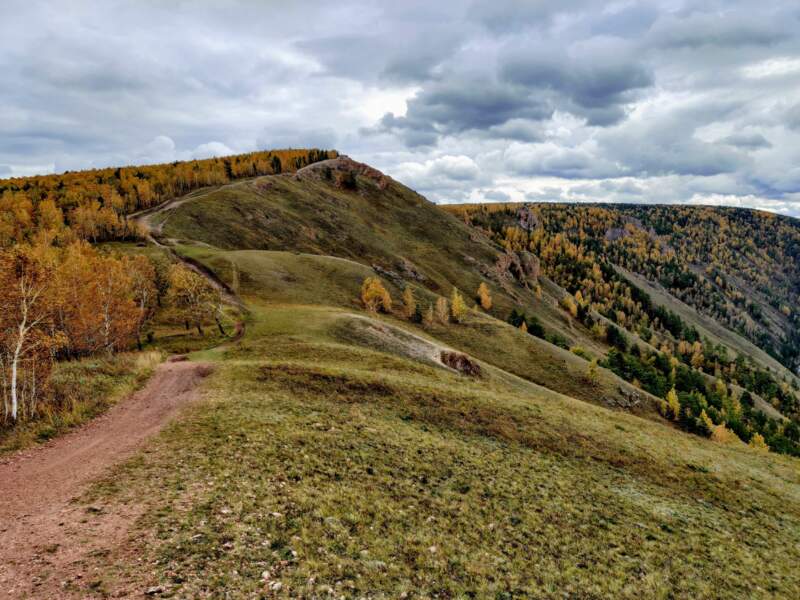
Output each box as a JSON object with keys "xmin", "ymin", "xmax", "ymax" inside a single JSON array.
[
  {"xmin": 269, "ymin": 581, "xmax": 282, "ymax": 591},
  {"xmin": 145, "ymin": 585, "xmax": 164, "ymax": 596}
]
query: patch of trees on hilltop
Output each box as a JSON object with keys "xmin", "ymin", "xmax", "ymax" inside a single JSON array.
[{"xmin": 0, "ymin": 148, "xmax": 336, "ymax": 246}]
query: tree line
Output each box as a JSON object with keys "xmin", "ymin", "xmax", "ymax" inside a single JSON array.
[
  {"xmin": 0, "ymin": 148, "xmax": 336, "ymax": 246},
  {"xmin": 0, "ymin": 241, "xmax": 221, "ymax": 425}
]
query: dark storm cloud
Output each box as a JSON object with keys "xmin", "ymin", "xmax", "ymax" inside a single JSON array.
[
  {"xmin": 378, "ymin": 77, "xmax": 552, "ymax": 146},
  {"xmin": 500, "ymin": 40, "xmax": 653, "ymax": 125},
  {"xmin": 2, "ymin": 1, "xmax": 800, "ymax": 214}
]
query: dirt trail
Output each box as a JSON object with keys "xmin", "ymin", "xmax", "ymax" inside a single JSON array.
[
  {"xmin": 130, "ymin": 189, "xmax": 246, "ymax": 311},
  {"xmin": 0, "ymin": 359, "xmax": 211, "ymax": 598}
]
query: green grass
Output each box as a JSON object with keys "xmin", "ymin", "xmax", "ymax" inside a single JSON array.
[
  {"xmin": 55, "ymin": 167, "xmax": 800, "ymax": 597},
  {"xmin": 176, "ymin": 245, "xmax": 660, "ymax": 413},
  {"xmin": 159, "ymin": 170, "xmax": 604, "ymax": 356},
  {"xmin": 83, "ymin": 303, "xmax": 800, "ymax": 598}
]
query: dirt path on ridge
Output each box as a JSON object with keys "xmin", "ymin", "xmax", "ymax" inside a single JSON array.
[{"xmin": 0, "ymin": 359, "xmax": 212, "ymax": 598}]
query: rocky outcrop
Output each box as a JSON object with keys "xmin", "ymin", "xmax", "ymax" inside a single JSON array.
[
  {"xmin": 604, "ymin": 386, "xmax": 642, "ymax": 409},
  {"xmin": 440, "ymin": 351, "xmax": 482, "ymax": 377},
  {"xmin": 518, "ymin": 251, "xmax": 540, "ymax": 280},
  {"xmin": 489, "ymin": 250, "xmax": 540, "ymax": 288},
  {"xmin": 397, "ymin": 257, "xmax": 426, "ymax": 282},
  {"xmin": 517, "ymin": 204, "xmax": 538, "ymax": 231}
]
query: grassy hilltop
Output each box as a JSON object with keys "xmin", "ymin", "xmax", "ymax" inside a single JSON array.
[{"xmin": 58, "ymin": 155, "xmax": 800, "ymax": 598}]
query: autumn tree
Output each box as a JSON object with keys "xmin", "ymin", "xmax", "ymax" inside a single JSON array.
[
  {"xmin": 476, "ymin": 282, "xmax": 492, "ymax": 311},
  {"xmin": 361, "ymin": 277, "xmax": 392, "ymax": 313},
  {"xmin": 52, "ymin": 242, "xmax": 137, "ymax": 356},
  {"xmin": 749, "ymin": 432, "xmax": 769, "ymax": 452},
  {"xmin": 450, "ymin": 288, "xmax": 467, "ymax": 323},
  {"xmin": 401, "ymin": 286, "xmax": 416, "ymax": 319},
  {"xmin": 422, "ymin": 304, "xmax": 434, "ymax": 328},
  {"xmin": 168, "ymin": 264, "xmax": 222, "ymax": 335},
  {"xmin": 435, "ymin": 297, "xmax": 449, "ymax": 325},
  {"xmin": 665, "ymin": 387, "xmax": 681, "ymax": 421},
  {"xmin": 0, "ymin": 246, "xmax": 60, "ymax": 421},
  {"xmin": 127, "ymin": 255, "xmax": 158, "ymax": 349}
]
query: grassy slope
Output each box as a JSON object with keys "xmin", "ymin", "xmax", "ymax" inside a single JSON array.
[
  {"xmin": 56, "ymin": 164, "xmax": 800, "ymax": 597},
  {"xmin": 83, "ymin": 301, "xmax": 800, "ymax": 598},
  {"xmin": 158, "ymin": 161, "xmax": 647, "ymax": 411},
  {"xmin": 178, "ymin": 245, "xmax": 662, "ymax": 415}
]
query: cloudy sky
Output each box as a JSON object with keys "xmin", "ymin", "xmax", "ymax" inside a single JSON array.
[{"xmin": 3, "ymin": 1, "xmax": 800, "ymax": 214}]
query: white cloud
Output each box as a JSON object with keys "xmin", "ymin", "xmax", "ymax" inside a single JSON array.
[
  {"xmin": 2, "ymin": 0, "xmax": 800, "ymax": 215},
  {"xmin": 192, "ymin": 141, "xmax": 234, "ymax": 159}
]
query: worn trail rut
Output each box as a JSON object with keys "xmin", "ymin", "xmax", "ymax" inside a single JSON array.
[{"xmin": 0, "ymin": 359, "xmax": 211, "ymax": 598}]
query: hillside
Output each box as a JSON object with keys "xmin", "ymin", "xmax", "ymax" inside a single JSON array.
[
  {"xmin": 446, "ymin": 201, "xmax": 800, "ymax": 455},
  {"xmin": 2, "ymin": 155, "xmax": 800, "ymax": 597}
]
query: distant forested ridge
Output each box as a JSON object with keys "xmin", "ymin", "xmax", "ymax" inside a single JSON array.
[{"xmin": 448, "ymin": 202, "xmax": 800, "ymax": 455}]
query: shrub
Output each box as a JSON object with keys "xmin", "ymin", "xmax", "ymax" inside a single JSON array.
[{"xmin": 584, "ymin": 359, "xmax": 599, "ymax": 386}]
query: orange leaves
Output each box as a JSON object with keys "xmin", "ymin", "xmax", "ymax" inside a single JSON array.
[
  {"xmin": 167, "ymin": 264, "xmax": 221, "ymax": 335},
  {"xmin": 0, "ymin": 149, "xmax": 337, "ymax": 248},
  {"xmin": 360, "ymin": 277, "xmax": 392, "ymax": 313},
  {"xmin": 51, "ymin": 242, "xmax": 140, "ymax": 355}
]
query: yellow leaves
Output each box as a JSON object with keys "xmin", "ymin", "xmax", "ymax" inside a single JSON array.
[
  {"xmin": 1, "ymin": 149, "xmax": 336, "ymax": 248},
  {"xmin": 360, "ymin": 277, "xmax": 392, "ymax": 314},
  {"xmin": 401, "ymin": 286, "xmax": 416, "ymax": 319},
  {"xmin": 665, "ymin": 388, "xmax": 681, "ymax": 421},
  {"xmin": 560, "ymin": 295, "xmax": 578, "ymax": 318},
  {"xmin": 710, "ymin": 423, "xmax": 740, "ymax": 445},
  {"xmin": 450, "ymin": 288, "xmax": 467, "ymax": 323},
  {"xmin": 748, "ymin": 432, "xmax": 769, "ymax": 452},
  {"xmin": 476, "ymin": 282, "xmax": 492, "ymax": 311},
  {"xmin": 168, "ymin": 264, "xmax": 221, "ymax": 334}
]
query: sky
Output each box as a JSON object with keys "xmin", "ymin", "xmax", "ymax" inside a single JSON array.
[{"xmin": 2, "ymin": 1, "xmax": 800, "ymax": 215}]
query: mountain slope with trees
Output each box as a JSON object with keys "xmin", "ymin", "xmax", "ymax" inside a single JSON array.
[{"xmin": 1, "ymin": 153, "xmax": 800, "ymax": 597}]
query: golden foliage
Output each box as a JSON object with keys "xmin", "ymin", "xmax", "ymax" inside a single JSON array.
[
  {"xmin": 401, "ymin": 286, "xmax": 416, "ymax": 319},
  {"xmin": 476, "ymin": 282, "xmax": 492, "ymax": 311},
  {"xmin": 361, "ymin": 277, "xmax": 392, "ymax": 313},
  {"xmin": 450, "ymin": 288, "xmax": 467, "ymax": 323},
  {"xmin": 0, "ymin": 149, "xmax": 336, "ymax": 247},
  {"xmin": 749, "ymin": 432, "xmax": 769, "ymax": 452}
]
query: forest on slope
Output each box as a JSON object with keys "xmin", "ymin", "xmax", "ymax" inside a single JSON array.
[{"xmin": 447, "ymin": 202, "xmax": 800, "ymax": 455}]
